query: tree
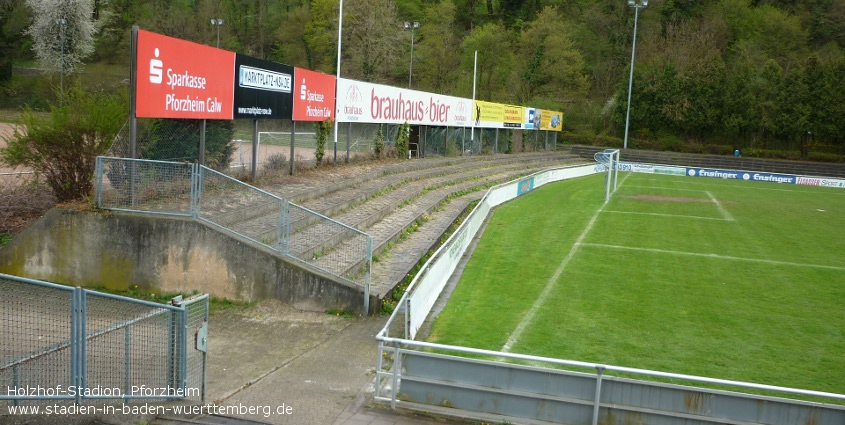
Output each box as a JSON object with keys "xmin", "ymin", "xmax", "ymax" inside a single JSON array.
[
  {"xmin": 461, "ymin": 23, "xmax": 515, "ymax": 101},
  {"xmin": 272, "ymin": 4, "xmax": 313, "ymax": 68},
  {"xmin": 514, "ymin": 6, "xmax": 589, "ymax": 106},
  {"xmin": 0, "ymin": 82, "xmax": 127, "ymax": 201},
  {"xmin": 342, "ymin": 0, "xmax": 403, "ymax": 82},
  {"xmin": 0, "ymin": 0, "xmax": 29, "ymax": 82},
  {"xmin": 26, "ymin": 0, "xmax": 97, "ymax": 76},
  {"xmin": 413, "ymin": 0, "xmax": 462, "ymax": 94}
]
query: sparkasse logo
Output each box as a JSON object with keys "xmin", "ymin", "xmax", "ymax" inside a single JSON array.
[{"xmin": 150, "ymin": 48, "xmax": 163, "ymax": 84}]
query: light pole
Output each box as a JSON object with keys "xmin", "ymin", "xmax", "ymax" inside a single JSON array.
[
  {"xmin": 403, "ymin": 21, "xmax": 419, "ymax": 89},
  {"xmin": 623, "ymin": 0, "xmax": 647, "ymax": 150},
  {"xmin": 56, "ymin": 18, "xmax": 67, "ymax": 101},
  {"xmin": 333, "ymin": 0, "xmax": 344, "ymax": 166},
  {"xmin": 210, "ymin": 19, "xmax": 224, "ymax": 48}
]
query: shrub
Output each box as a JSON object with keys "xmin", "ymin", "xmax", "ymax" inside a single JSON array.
[
  {"xmin": 396, "ymin": 121, "xmax": 410, "ymax": 159},
  {"xmin": 374, "ymin": 125, "xmax": 385, "ymax": 158},
  {"xmin": 264, "ymin": 153, "xmax": 287, "ymax": 171},
  {"xmin": 315, "ymin": 119, "xmax": 332, "ymax": 166},
  {"xmin": 0, "ymin": 81, "xmax": 126, "ymax": 201}
]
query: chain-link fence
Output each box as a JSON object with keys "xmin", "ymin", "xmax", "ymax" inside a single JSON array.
[
  {"xmin": 95, "ymin": 157, "xmax": 195, "ymax": 216},
  {"xmin": 286, "ymin": 202, "xmax": 372, "ymax": 286},
  {"xmin": 1, "ymin": 274, "xmax": 208, "ymax": 407},
  {"xmin": 105, "ymin": 118, "xmax": 559, "ymax": 179}
]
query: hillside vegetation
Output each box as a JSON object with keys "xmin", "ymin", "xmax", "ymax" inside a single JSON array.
[{"xmin": 2, "ymin": 0, "xmax": 845, "ymax": 157}]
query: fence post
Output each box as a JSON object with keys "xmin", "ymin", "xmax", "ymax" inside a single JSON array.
[
  {"xmin": 179, "ymin": 306, "xmax": 188, "ymax": 393},
  {"xmin": 364, "ymin": 236, "xmax": 372, "ymax": 314},
  {"xmin": 375, "ymin": 341, "xmax": 385, "ymax": 399},
  {"xmin": 201, "ymin": 297, "xmax": 209, "ymax": 404},
  {"xmin": 278, "ymin": 199, "xmax": 286, "ymax": 255},
  {"xmin": 592, "ymin": 366, "xmax": 605, "ymax": 425},
  {"xmin": 391, "ymin": 341, "xmax": 401, "ymax": 409},
  {"xmin": 71, "ymin": 287, "xmax": 87, "ymax": 405},
  {"xmin": 124, "ymin": 326, "xmax": 131, "ymax": 397},
  {"xmin": 190, "ymin": 163, "xmax": 201, "ymax": 218},
  {"xmin": 168, "ymin": 310, "xmax": 177, "ymax": 393},
  {"xmin": 12, "ymin": 366, "xmax": 19, "ymax": 407},
  {"xmin": 95, "ymin": 157, "xmax": 103, "ymax": 208}
]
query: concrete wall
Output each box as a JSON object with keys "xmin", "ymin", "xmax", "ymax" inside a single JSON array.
[{"xmin": 0, "ymin": 209, "xmax": 377, "ymax": 314}]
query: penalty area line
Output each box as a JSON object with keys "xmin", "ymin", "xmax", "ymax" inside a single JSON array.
[
  {"xmin": 580, "ymin": 243, "xmax": 845, "ymax": 272},
  {"xmin": 603, "ymin": 210, "xmax": 732, "ymax": 221},
  {"xmin": 706, "ymin": 191, "xmax": 734, "ymax": 221},
  {"xmin": 500, "ymin": 172, "xmax": 632, "ymax": 354}
]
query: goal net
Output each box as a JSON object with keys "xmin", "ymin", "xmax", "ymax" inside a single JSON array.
[{"xmin": 594, "ymin": 149, "xmax": 620, "ymax": 201}]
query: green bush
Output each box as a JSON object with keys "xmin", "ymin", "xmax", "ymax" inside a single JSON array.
[
  {"xmin": 0, "ymin": 81, "xmax": 126, "ymax": 201},
  {"xmin": 142, "ymin": 119, "xmax": 235, "ymax": 170},
  {"xmin": 315, "ymin": 119, "xmax": 332, "ymax": 166},
  {"xmin": 396, "ymin": 121, "xmax": 410, "ymax": 160},
  {"xmin": 374, "ymin": 125, "xmax": 385, "ymax": 158}
]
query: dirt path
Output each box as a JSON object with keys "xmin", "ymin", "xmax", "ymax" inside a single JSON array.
[{"xmin": 0, "ymin": 123, "xmax": 30, "ymax": 174}]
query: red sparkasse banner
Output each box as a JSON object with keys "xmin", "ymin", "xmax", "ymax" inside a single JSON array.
[
  {"xmin": 293, "ymin": 68, "xmax": 336, "ymax": 122},
  {"xmin": 135, "ymin": 29, "xmax": 235, "ymax": 119}
]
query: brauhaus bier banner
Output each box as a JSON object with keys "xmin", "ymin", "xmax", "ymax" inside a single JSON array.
[
  {"xmin": 135, "ymin": 29, "xmax": 235, "ymax": 119},
  {"xmin": 335, "ymin": 78, "xmax": 471, "ymax": 127}
]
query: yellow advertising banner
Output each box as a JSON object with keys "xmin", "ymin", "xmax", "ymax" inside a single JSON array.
[
  {"xmin": 474, "ymin": 100, "xmax": 504, "ymax": 128},
  {"xmin": 503, "ymin": 105, "xmax": 523, "ymax": 128},
  {"xmin": 540, "ymin": 110, "xmax": 563, "ymax": 131}
]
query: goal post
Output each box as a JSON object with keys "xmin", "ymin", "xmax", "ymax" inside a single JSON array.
[{"xmin": 593, "ymin": 149, "xmax": 620, "ymax": 201}]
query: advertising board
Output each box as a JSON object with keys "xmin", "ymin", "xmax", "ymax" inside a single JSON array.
[
  {"xmin": 233, "ymin": 54, "xmax": 294, "ymax": 120},
  {"xmin": 539, "ymin": 110, "xmax": 563, "ymax": 131},
  {"xmin": 292, "ymin": 68, "xmax": 336, "ymax": 121},
  {"xmin": 335, "ymin": 78, "xmax": 470, "ymax": 126},
  {"xmin": 135, "ymin": 29, "xmax": 235, "ymax": 119},
  {"xmin": 795, "ymin": 176, "xmax": 845, "ymax": 188},
  {"xmin": 523, "ymin": 108, "xmax": 538, "ymax": 129},
  {"xmin": 473, "ymin": 100, "xmax": 504, "ymax": 129},
  {"xmin": 687, "ymin": 168, "xmax": 797, "ymax": 183}
]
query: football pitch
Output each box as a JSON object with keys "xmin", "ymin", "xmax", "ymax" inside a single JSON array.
[{"xmin": 427, "ymin": 171, "xmax": 845, "ymax": 396}]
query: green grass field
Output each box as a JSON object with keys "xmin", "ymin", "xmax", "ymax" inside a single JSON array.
[{"xmin": 427, "ymin": 172, "xmax": 845, "ymax": 396}]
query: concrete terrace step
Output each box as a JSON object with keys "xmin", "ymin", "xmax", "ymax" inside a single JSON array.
[
  {"xmin": 365, "ymin": 159, "xmax": 587, "ymax": 296},
  {"xmin": 262, "ymin": 154, "xmax": 515, "ymax": 204},
  {"xmin": 286, "ymin": 154, "xmax": 577, "ymax": 260},
  {"xmin": 307, "ymin": 165, "xmax": 542, "ymax": 281},
  {"xmin": 239, "ymin": 153, "xmax": 578, "ymax": 253}
]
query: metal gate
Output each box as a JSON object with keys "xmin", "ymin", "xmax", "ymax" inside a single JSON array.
[{"xmin": 1, "ymin": 273, "xmax": 208, "ymax": 406}]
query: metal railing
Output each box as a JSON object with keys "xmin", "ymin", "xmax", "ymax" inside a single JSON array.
[
  {"xmin": 94, "ymin": 156, "xmax": 372, "ymax": 309},
  {"xmin": 1, "ymin": 273, "xmax": 208, "ymax": 406}
]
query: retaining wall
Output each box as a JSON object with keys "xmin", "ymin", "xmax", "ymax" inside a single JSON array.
[{"xmin": 0, "ymin": 209, "xmax": 376, "ymax": 314}]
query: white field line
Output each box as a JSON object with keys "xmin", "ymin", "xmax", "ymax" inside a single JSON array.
[
  {"xmin": 706, "ymin": 191, "xmax": 734, "ymax": 221},
  {"xmin": 580, "ymin": 243, "xmax": 845, "ymax": 272},
  {"xmin": 624, "ymin": 185, "xmax": 704, "ymax": 193},
  {"xmin": 667, "ymin": 180, "xmax": 844, "ymax": 194},
  {"xmin": 603, "ymin": 210, "xmax": 731, "ymax": 221},
  {"xmin": 500, "ymin": 173, "xmax": 632, "ymax": 354}
]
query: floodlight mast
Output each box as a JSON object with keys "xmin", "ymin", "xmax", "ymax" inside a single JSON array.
[
  {"xmin": 403, "ymin": 21, "xmax": 420, "ymax": 89},
  {"xmin": 623, "ymin": 0, "xmax": 648, "ymax": 150}
]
